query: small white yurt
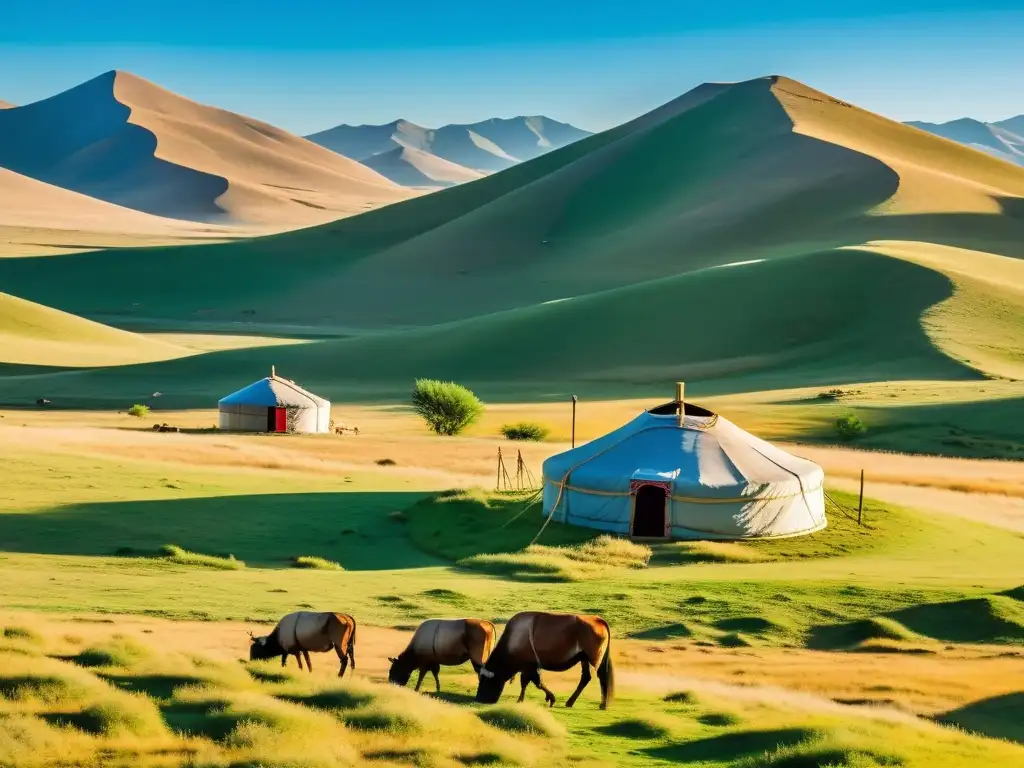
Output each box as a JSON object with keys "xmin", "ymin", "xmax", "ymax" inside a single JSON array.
[
  {"xmin": 218, "ymin": 367, "xmax": 330, "ymax": 434},
  {"xmin": 542, "ymin": 384, "xmax": 825, "ymax": 540}
]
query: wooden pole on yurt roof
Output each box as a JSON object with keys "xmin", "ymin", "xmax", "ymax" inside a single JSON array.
[
  {"xmin": 271, "ymin": 365, "xmax": 276, "ymax": 379},
  {"xmin": 676, "ymin": 381, "xmax": 685, "ymax": 426}
]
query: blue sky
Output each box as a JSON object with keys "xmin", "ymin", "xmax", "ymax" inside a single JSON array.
[{"xmin": 0, "ymin": 2, "xmax": 1021, "ymax": 134}]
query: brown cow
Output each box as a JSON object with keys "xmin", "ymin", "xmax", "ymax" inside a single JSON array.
[
  {"xmin": 249, "ymin": 611, "xmax": 356, "ymax": 677},
  {"xmin": 476, "ymin": 612, "xmax": 614, "ymax": 709},
  {"xmin": 388, "ymin": 618, "xmax": 496, "ymax": 693}
]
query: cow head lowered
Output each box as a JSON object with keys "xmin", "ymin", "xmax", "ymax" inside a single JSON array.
[
  {"xmin": 475, "ymin": 662, "xmax": 515, "ymax": 704},
  {"xmin": 387, "ymin": 654, "xmax": 416, "ymax": 686},
  {"xmin": 248, "ymin": 631, "xmax": 283, "ymax": 661}
]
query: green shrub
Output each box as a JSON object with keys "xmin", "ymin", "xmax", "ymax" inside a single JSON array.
[
  {"xmin": 158, "ymin": 544, "xmax": 245, "ymax": 570},
  {"xmin": 835, "ymin": 413, "xmax": 867, "ymax": 440},
  {"xmin": 127, "ymin": 404, "xmax": 150, "ymax": 418},
  {"xmin": 411, "ymin": 379, "xmax": 483, "ymax": 436},
  {"xmin": 290, "ymin": 555, "xmax": 343, "ymax": 570},
  {"xmin": 500, "ymin": 422, "xmax": 550, "ymax": 441}
]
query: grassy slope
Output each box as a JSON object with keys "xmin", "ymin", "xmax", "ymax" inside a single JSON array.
[
  {"xmin": 0, "ymin": 293, "xmax": 191, "ymax": 367},
  {"xmin": 2, "ymin": 624, "xmax": 1020, "ymax": 768},
  {"xmin": 0, "ymin": 75, "xmax": 1021, "ymax": 450}
]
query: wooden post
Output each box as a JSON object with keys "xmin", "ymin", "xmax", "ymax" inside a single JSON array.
[
  {"xmin": 571, "ymin": 395, "xmax": 577, "ymax": 448},
  {"xmin": 858, "ymin": 469, "xmax": 864, "ymax": 525},
  {"xmin": 676, "ymin": 381, "xmax": 685, "ymax": 426},
  {"xmin": 271, "ymin": 365, "xmax": 276, "ymax": 378},
  {"xmin": 496, "ymin": 448, "xmax": 503, "ymax": 491}
]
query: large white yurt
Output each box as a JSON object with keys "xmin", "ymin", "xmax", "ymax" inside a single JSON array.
[
  {"xmin": 218, "ymin": 368, "xmax": 330, "ymax": 434},
  {"xmin": 542, "ymin": 384, "xmax": 825, "ymax": 540}
]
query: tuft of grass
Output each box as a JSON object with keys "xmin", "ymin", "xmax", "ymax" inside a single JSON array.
[
  {"xmin": 500, "ymin": 422, "xmax": 550, "ymax": 441},
  {"xmin": 343, "ymin": 706, "xmax": 423, "ymax": 734},
  {"xmin": 159, "ymin": 544, "xmax": 245, "ymax": 570},
  {"xmin": 2, "ymin": 626, "xmax": 43, "ymax": 644},
  {"xmin": 53, "ymin": 694, "xmax": 167, "ymax": 737},
  {"xmin": 376, "ymin": 458, "xmax": 397, "ymax": 466},
  {"xmin": 127, "ymin": 403, "xmax": 150, "ymax": 418},
  {"xmin": 290, "ymin": 555, "xmax": 343, "ymax": 570},
  {"xmin": 73, "ymin": 636, "xmax": 152, "ymax": 669},
  {"xmin": 459, "ymin": 535, "xmax": 651, "ymax": 582},
  {"xmin": 477, "ymin": 704, "xmax": 565, "ymax": 738},
  {"xmin": 657, "ymin": 540, "xmax": 772, "ymax": 565},
  {"xmin": 0, "ymin": 672, "xmax": 95, "ymax": 704}
]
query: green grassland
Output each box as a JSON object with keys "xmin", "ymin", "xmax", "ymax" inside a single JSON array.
[
  {"xmin": 3, "ymin": 624, "xmax": 1021, "ymax": 768},
  {"xmin": 0, "ymin": 449, "xmax": 1023, "ymax": 766}
]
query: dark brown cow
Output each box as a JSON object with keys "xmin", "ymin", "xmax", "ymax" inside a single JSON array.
[
  {"xmin": 388, "ymin": 618, "xmax": 496, "ymax": 693},
  {"xmin": 476, "ymin": 612, "xmax": 614, "ymax": 709},
  {"xmin": 249, "ymin": 611, "xmax": 356, "ymax": 677}
]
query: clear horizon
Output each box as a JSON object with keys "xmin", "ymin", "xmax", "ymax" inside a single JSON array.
[{"xmin": 0, "ymin": 2, "xmax": 1022, "ymax": 135}]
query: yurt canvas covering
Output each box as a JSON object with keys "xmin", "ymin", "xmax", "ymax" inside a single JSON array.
[
  {"xmin": 542, "ymin": 398, "xmax": 825, "ymax": 540},
  {"xmin": 218, "ymin": 372, "xmax": 330, "ymax": 434}
]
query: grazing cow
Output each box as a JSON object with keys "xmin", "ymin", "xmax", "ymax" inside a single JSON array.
[
  {"xmin": 388, "ymin": 618, "xmax": 496, "ymax": 693},
  {"xmin": 249, "ymin": 611, "xmax": 356, "ymax": 677},
  {"xmin": 476, "ymin": 612, "xmax": 614, "ymax": 709}
]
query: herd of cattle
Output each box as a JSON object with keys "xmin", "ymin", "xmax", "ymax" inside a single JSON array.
[{"xmin": 248, "ymin": 610, "xmax": 615, "ymax": 709}]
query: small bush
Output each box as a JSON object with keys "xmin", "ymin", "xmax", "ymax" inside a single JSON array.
[
  {"xmin": 500, "ymin": 422, "xmax": 549, "ymax": 441},
  {"xmin": 376, "ymin": 458, "xmax": 397, "ymax": 466},
  {"xmin": 158, "ymin": 544, "xmax": 245, "ymax": 570},
  {"xmin": 835, "ymin": 413, "xmax": 867, "ymax": 441},
  {"xmin": 127, "ymin": 404, "xmax": 150, "ymax": 418},
  {"xmin": 2, "ymin": 627, "xmax": 43, "ymax": 644},
  {"xmin": 290, "ymin": 555, "xmax": 343, "ymax": 571},
  {"xmin": 411, "ymin": 379, "xmax": 483, "ymax": 436}
]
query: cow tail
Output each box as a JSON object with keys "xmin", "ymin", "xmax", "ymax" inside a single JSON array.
[
  {"xmin": 348, "ymin": 617, "xmax": 357, "ymax": 669},
  {"xmin": 597, "ymin": 622, "xmax": 615, "ymax": 708}
]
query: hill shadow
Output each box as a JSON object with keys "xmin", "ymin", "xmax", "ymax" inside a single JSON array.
[
  {"xmin": 937, "ymin": 692, "xmax": 1024, "ymax": 744},
  {"xmin": 0, "ymin": 491, "xmax": 440, "ymax": 570}
]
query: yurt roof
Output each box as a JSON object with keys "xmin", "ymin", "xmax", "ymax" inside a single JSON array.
[
  {"xmin": 542, "ymin": 400, "xmax": 823, "ymax": 500},
  {"xmin": 218, "ymin": 374, "xmax": 329, "ymax": 408}
]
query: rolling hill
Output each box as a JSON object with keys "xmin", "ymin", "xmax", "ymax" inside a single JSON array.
[
  {"xmin": 0, "ymin": 75, "xmax": 1022, "ymax": 409},
  {"xmin": 0, "ymin": 99, "xmax": 13, "ymax": 109},
  {"xmin": 306, "ymin": 116, "xmax": 591, "ymax": 185},
  {"xmin": 907, "ymin": 117, "xmax": 1024, "ymax": 166},
  {"xmin": 0, "ymin": 292, "xmax": 191, "ymax": 367},
  {"xmin": 0, "ymin": 71, "xmax": 413, "ymax": 226}
]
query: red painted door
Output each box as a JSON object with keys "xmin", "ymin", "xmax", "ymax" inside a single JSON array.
[{"xmin": 274, "ymin": 407, "xmax": 287, "ymax": 432}]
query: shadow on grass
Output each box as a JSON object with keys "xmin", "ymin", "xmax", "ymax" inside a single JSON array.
[
  {"xmin": 433, "ymin": 690, "xmax": 479, "ymax": 706},
  {"xmin": 100, "ymin": 673, "xmax": 199, "ymax": 700},
  {"xmin": 642, "ymin": 727, "xmax": 815, "ymax": 763},
  {"xmin": 278, "ymin": 688, "xmax": 374, "ymax": 712},
  {"xmin": 159, "ymin": 700, "xmax": 238, "ymax": 741},
  {"xmin": 0, "ymin": 491, "xmax": 440, "ymax": 570},
  {"xmin": 937, "ymin": 691, "xmax": 1024, "ymax": 745},
  {"xmin": 629, "ymin": 623, "xmax": 692, "ymax": 641}
]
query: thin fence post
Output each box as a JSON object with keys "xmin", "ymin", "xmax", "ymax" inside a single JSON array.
[
  {"xmin": 571, "ymin": 395, "xmax": 577, "ymax": 449},
  {"xmin": 496, "ymin": 448, "xmax": 503, "ymax": 491},
  {"xmin": 858, "ymin": 469, "xmax": 864, "ymax": 525}
]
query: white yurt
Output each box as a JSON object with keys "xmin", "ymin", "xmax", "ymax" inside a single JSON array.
[
  {"xmin": 218, "ymin": 367, "xmax": 330, "ymax": 434},
  {"xmin": 542, "ymin": 384, "xmax": 825, "ymax": 540}
]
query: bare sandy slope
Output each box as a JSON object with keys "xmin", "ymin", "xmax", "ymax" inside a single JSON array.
[
  {"xmin": 362, "ymin": 145, "xmax": 485, "ymax": 187},
  {"xmin": 0, "ymin": 165, "xmax": 231, "ymax": 236},
  {"xmin": 0, "ymin": 71, "xmax": 414, "ymax": 226},
  {"xmin": 0, "ymin": 292, "xmax": 193, "ymax": 367},
  {"xmin": 774, "ymin": 77, "xmax": 1024, "ymax": 214},
  {"xmin": 0, "ymin": 99, "xmax": 13, "ymax": 109}
]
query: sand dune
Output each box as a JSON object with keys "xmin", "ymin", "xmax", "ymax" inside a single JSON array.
[
  {"xmin": 0, "ymin": 71, "xmax": 413, "ymax": 225},
  {"xmin": 362, "ymin": 145, "xmax": 485, "ymax": 187},
  {"xmin": 0, "ymin": 165, "xmax": 230, "ymax": 237}
]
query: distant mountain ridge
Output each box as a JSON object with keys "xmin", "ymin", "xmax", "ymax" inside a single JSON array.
[
  {"xmin": 0, "ymin": 99, "xmax": 13, "ymax": 109},
  {"xmin": 907, "ymin": 115, "xmax": 1024, "ymax": 166},
  {"xmin": 306, "ymin": 115, "xmax": 591, "ymax": 187}
]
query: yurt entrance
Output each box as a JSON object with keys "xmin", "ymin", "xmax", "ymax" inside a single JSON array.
[
  {"xmin": 630, "ymin": 479, "xmax": 670, "ymax": 539},
  {"xmin": 267, "ymin": 407, "xmax": 287, "ymax": 433}
]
